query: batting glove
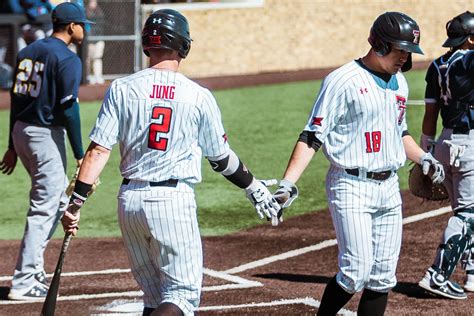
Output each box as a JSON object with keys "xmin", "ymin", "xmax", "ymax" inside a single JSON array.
[
  {"xmin": 245, "ymin": 179, "xmax": 280, "ymax": 221},
  {"xmin": 420, "ymin": 152, "xmax": 445, "ymax": 184},
  {"xmin": 272, "ymin": 179, "xmax": 299, "ymax": 226},
  {"xmin": 443, "ymin": 139, "xmax": 466, "ymax": 168}
]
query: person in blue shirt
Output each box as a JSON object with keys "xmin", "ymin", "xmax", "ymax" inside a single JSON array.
[{"xmin": 0, "ymin": 2, "xmax": 94, "ymax": 301}]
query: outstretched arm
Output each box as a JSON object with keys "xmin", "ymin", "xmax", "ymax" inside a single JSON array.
[
  {"xmin": 208, "ymin": 149, "xmax": 280, "ymax": 221},
  {"xmin": 282, "ymin": 141, "xmax": 316, "ymax": 183}
]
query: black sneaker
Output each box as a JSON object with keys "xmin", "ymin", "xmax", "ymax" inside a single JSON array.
[
  {"xmin": 418, "ymin": 268, "xmax": 467, "ymax": 300},
  {"xmin": 8, "ymin": 282, "xmax": 49, "ymax": 301}
]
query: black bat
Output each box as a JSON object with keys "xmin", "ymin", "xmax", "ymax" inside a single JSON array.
[{"xmin": 41, "ymin": 232, "xmax": 73, "ymax": 316}]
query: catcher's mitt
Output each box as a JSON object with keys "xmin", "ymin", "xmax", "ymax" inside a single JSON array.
[
  {"xmin": 65, "ymin": 167, "xmax": 100, "ymax": 197},
  {"xmin": 408, "ymin": 163, "xmax": 448, "ymax": 201}
]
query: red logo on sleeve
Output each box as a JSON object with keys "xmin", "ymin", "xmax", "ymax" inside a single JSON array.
[
  {"xmin": 222, "ymin": 134, "xmax": 228, "ymax": 143},
  {"xmin": 312, "ymin": 117, "xmax": 323, "ymax": 126},
  {"xmin": 396, "ymin": 95, "xmax": 407, "ymax": 125}
]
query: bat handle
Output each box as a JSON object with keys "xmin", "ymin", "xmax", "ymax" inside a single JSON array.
[{"xmin": 60, "ymin": 233, "xmax": 73, "ymax": 253}]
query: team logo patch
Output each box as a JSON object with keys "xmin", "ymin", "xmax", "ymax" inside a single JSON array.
[
  {"xmin": 149, "ymin": 35, "xmax": 161, "ymax": 44},
  {"xmin": 311, "ymin": 117, "xmax": 323, "ymax": 126},
  {"xmin": 396, "ymin": 95, "xmax": 407, "ymax": 125},
  {"xmin": 222, "ymin": 134, "xmax": 228, "ymax": 143},
  {"xmin": 413, "ymin": 30, "xmax": 420, "ymax": 44}
]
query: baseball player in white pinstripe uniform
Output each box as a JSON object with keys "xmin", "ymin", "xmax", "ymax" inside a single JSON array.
[
  {"xmin": 61, "ymin": 9, "xmax": 280, "ymax": 316},
  {"xmin": 273, "ymin": 12, "xmax": 445, "ymax": 315}
]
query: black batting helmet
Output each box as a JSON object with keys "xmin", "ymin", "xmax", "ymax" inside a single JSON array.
[
  {"xmin": 442, "ymin": 11, "xmax": 474, "ymax": 48},
  {"xmin": 368, "ymin": 12, "xmax": 423, "ymax": 56},
  {"xmin": 142, "ymin": 9, "xmax": 192, "ymax": 58}
]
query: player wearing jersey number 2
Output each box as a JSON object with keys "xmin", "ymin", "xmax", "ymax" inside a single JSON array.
[
  {"xmin": 0, "ymin": 2, "xmax": 94, "ymax": 301},
  {"xmin": 273, "ymin": 12, "xmax": 445, "ymax": 315},
  {"xmin": 61, "ymin": 9, "xmax": 280, "ymax": 316}
]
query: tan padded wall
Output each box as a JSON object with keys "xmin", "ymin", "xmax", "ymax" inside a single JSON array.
[{"xmin": 144, "ymin": 0, "xmax": 473, "ymax": 78}]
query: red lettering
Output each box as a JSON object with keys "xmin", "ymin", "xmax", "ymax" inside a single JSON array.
[
  {"xmin": 149, "ymin": 85, "xmax": 176, "ymax": 100},
  {"xmin": 162, "ymin": 85, "xmax": 168, "ymax": 99},
  {"xmin": 365, "ymin": 131, "xmax": 382, "ymax": 153}
]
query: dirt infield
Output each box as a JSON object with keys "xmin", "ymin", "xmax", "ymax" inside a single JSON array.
[{"xmin": 0, "ymin": 191, "xmax": 472, "ymax": 315}]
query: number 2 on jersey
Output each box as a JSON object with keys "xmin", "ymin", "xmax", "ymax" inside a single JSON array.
[
  {"xmin": 148, "ymin": 106, "xmax": 172, "ymax": 151},
  {"xmin": 365, "ymin": 131, "xmax": 381, "ymax": 153}
]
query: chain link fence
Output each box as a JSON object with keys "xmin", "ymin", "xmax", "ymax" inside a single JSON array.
[{"xmin": 84, "ymin": 0, "xmax": 141, "ymax": 83}]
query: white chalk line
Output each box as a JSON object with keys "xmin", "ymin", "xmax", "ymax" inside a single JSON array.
[
  {"xmin": 90, "ymin": 297, "xmax": 356, "ymax": 315},
  {"xmin": 402, "ymin": 206, "xmax": 451, "ymax": 225},
  {"xmin": 225, "ymin": 206, "xmax": 452, "ymax": 274},
  {"xmin": 0, "ymin": 268, "xmax": 259, "ymax": 305},
  {"xmin": 0, "ymin": 268, "xmax": 132, "ymax": 282},
  {"xmin": 0, "ymin": 205, "xmax": 451, "ymax": 311},
  {"xmin": 407, "ymin": 100, "xmax": 425, "ymax": 105}
]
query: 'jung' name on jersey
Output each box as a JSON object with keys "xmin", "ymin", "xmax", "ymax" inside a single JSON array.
[{"xmin": 150, "ymin": 84, "xmax": 176, "ymax": 100}]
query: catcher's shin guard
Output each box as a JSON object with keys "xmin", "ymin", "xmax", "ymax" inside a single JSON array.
[{"xmin": 432, "ymin": 214, "xmax": 474, "ymax": 285}]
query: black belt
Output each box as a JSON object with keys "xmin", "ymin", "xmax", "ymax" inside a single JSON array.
[
  {"xmin": 345, "ymin": 169, "xmax": 393, "ymax": 181},
  {"xmin": 122, "ymin": 178, "xmax": 178, "ymax": 187}
]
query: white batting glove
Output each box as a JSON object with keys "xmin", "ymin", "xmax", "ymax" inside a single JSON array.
[
  {"xmin": 443, "ymin": 140, "xmax": 466, "ymax": 168},
  {"xmin": 420, "ymin": 152, "xmax": 445, "ymax": 184},
  {"xmin": 271, "ymin": 179, "xmax": 299, "ymax": 226},
  {"xmin": 273, "ymin": 179, "xmax": 299, "ymax": 209},
  {"xmin": 245, "ymin": 179, "xmax": 280, "ymax": 221}
]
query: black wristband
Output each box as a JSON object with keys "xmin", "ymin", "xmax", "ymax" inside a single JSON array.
[
  {"xmin": 73, "ymin": 179, "xmax": 92, "ymax": 199},
  {"xmin": 223, "ymin": 159, "xmax": 254, "ymax": 189}
]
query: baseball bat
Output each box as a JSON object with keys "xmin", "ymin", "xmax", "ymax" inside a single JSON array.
[{"xmin": 41, "ymin": 232, "xmax": 74, "ymax": 316}]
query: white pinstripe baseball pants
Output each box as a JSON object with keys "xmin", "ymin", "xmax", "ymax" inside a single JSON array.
[
  {"xmin": 326, "ymin": 166, "xmax": 403, "ymax": 294},
  {"xmin": 117, "ymin": 180, "xmax": 202, "ymax": 315}
]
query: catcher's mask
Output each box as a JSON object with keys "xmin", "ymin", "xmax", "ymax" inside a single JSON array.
[
  {"xmin": 442, "ymin": 11, "xmax": 474, "ymax": 48},
  {"xmin": 368, "ymin": 12, "xmax": 423, "ymax": 72},
  {"xmin": 142, "ymin": 9, "xmax": 192, "ymax": 58}
]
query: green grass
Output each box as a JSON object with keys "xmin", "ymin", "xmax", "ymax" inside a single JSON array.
[{"xmin": 0, "ymin": 70, "xmax": 431, "ymax": 239}]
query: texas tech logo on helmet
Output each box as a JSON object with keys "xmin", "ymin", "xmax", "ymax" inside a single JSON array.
[{"xmin": 413, "ymin": 30, "xmax": 420, "ymax": 44}]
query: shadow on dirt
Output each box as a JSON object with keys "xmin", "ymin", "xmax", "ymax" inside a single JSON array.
[
  {"xmin": 393, "ymin": 281, "xmax": 448, "ymax": 299},
  {"xmin": 253, "ymin": 273, "xmax": 332, "ymax": 284}
]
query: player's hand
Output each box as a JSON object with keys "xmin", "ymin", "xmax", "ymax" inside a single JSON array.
[
  {"xmin": 61, "ymin": 193, "xmax": 86, "ymax": 236},
  {"xmin": 272, "ymin": 179, "xmax": 299, "ymax": 225},
  {"xmin": 245, "ymin": 178, "xmax": 280, "ymax": 221},
  {"xmin": 0, "ymin": 148, "xmax": 18, "ymax": 175},
  {"xmin": 61, "ymin": 205, "xmax": 81, "ymax": 236},
  {"xmin": 420, "ymin": 152, "xmax": 445, "ymax": 184},
  {"xmin": 442, "ymin": 140, "xmax": 466, "ymax": 167}
]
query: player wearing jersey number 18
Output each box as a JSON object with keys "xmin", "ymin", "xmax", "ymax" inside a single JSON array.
[
  {"xmin": 0, "ymin": 2, "xmax": 94, "ymax": 301},
  {"xmin": 273, "ymin": 12, "xmax": 444, "ymax": 315},
  {"xmin": 60, "ymin": 9, "xmax": 280, "ymax": 316}
]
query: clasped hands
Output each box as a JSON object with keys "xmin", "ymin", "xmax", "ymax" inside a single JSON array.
[{"xmin": 246, "ymin": 178, "xmax": 298, "ymax": 226}]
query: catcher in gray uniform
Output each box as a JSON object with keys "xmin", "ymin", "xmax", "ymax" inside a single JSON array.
[{"xmin": 418, "ymin": 11, "xmax": 474, "ymax": 299}]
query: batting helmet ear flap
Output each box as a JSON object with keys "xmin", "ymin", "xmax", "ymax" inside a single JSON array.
[
  {"xmin": 401, "ymin": 53, "xmax": 412, "ymax": 72},
  {"xmin": 368, "ymin": 27, "xmax": 390, "ymax": 56}
]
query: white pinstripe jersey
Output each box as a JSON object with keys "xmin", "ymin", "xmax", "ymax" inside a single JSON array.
[
  {"xmin": 89, "ymin": 68, "xmax": 230, "ymax": 183},
  {"xmin": 304, "ymin": 60, "xmax": 409, "ymax": 171}
]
